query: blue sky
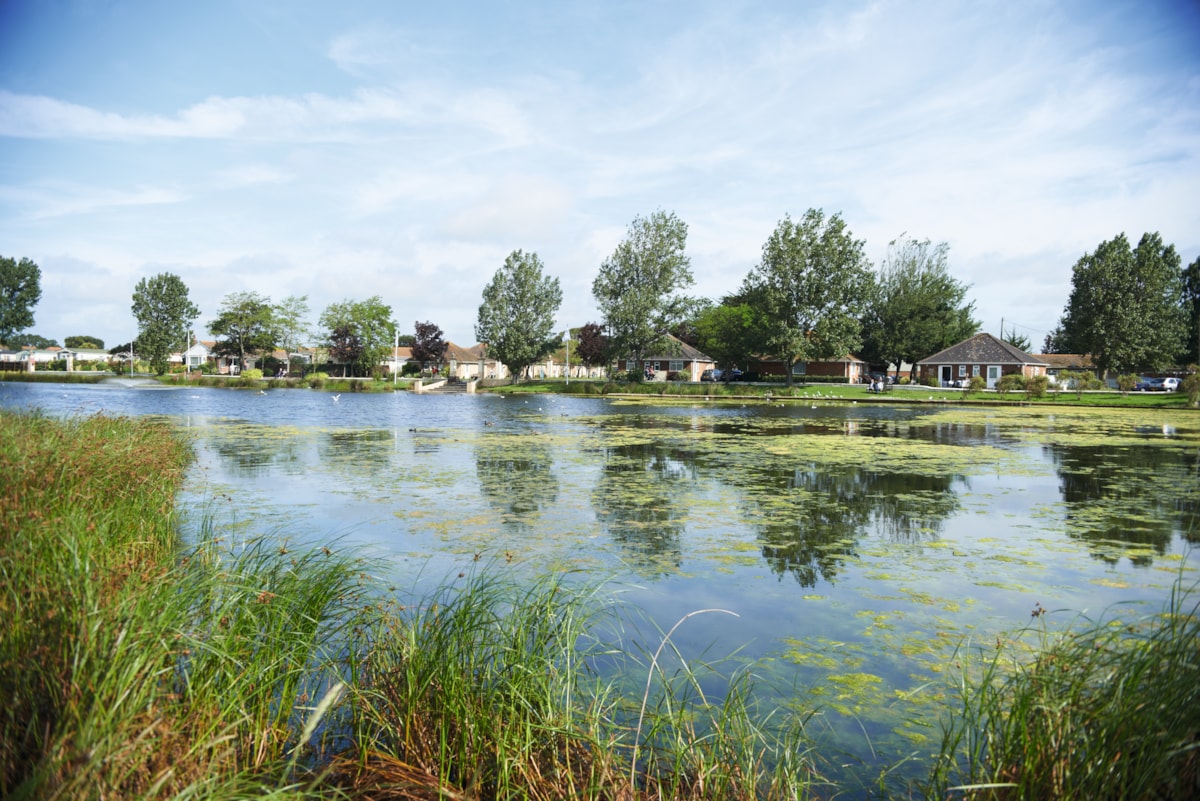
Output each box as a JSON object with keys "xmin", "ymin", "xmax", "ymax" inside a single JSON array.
[{"xmin": 2, "ymin": 0, "xmax": 1198, "ymax": 353}]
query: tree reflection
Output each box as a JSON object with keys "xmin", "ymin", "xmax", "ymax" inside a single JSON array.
[
  {"xmin": 204, "ymin": 423, "xmax": 304, "ymax": 478},
  {"xmin": 474, "ymin": 435, "xmax": 558, "ymax": 530},
  {"xmin": 317, "ymin": 429, "xmax": 396, "ymax": 474},
  {"xmin": 741, "ymin": 464, "xmax": 961, "ymax": 587},
  {"xmin": 1047, "ymin": 444, "xmax": 1199, "ymax": 563},
  {"xmin": 591, "ymin": 443, "xmax": 691, "ymax": 577}
]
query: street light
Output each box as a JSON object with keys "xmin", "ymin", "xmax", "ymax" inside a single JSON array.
[{"xmin": 564, "ymin": 328, "xmax": 570, "ymax": 387}]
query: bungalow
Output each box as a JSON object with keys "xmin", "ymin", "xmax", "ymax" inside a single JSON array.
[
  {"xmin": 748, "ymin": 353, "xmax": 867, "ymax": 383},
  {"xmin": 1036, "ymin": 353, "xmax": 1096, "ymax": 384},
  {"xmin": 916, "ymin": 333, "xmax": 1048, "ymax": 388},
  {"xmin": 173, "ymin": 340, "xmax": 241, "ymax": 374},
  {"xmin": 445, "ymin": 342, "xmax": 507, "ymax": 381},
  {"xmin": 59, "ymin": 348, "xmax": 111, "ymax": 371},
  {"xmin": 620, "ymin": 336, "xmax": 715, "ymax": 382}
]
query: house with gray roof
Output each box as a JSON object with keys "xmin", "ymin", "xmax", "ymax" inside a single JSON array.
[
  {"xmin": 916, "ymin": 333, "xmax": 1049, "ymax": 388},
  {"xmin": 620, "ymin": 335, "xmax": 716, "ymax": 381}
]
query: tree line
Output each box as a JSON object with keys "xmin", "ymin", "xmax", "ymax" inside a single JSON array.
[{"xmin": 2, "ymin": 212, "xmax": 1197, "ymax": 380}]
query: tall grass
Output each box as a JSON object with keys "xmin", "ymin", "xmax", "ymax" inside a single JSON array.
[
  {"xmin": 927, "ymin": 587, "xmax": 1200, "ymax": 800},
  {"xmin": 0, "ymin": 410, "xmax": 373, "ymax": 799},
  {"xmin": 335, "ymin": 567, "xmax": 822, "ymax": 800}
]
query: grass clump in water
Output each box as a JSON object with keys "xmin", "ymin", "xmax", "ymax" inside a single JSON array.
[
  {"xmin": 927, "ymin": 588, "xmax": 1200, "ymax": 800},
  {"xmin": 336, "ymin": 570, "xmax": 821, "ymax": 800}
]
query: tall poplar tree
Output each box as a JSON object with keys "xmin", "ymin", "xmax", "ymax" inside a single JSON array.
[
  {"xmin": 0, "ymin": 255, "xmax": 41, "ymax": 345},
  {"xmin": 592, "ymin": 210, "xmax": 693, "ymax": 365},
  {"xmin": 1054, "ymin": 232, "xmax": 1185, "ymax": 376},
  {"xmin": 1182, "ymin": 256, "xmax": 1200, "ymax": 366},
  {"xmin": 475, "ymin": 249, "xmax": 562, "ymax": 383},
  {"xmin": 859, "ymin": 236, "xmax": 978, "ymax": 378},
  {"xmin": 744, "ymin": 209, "xmax": 873, "ymax": 387},
  {"xmin": 131, "ymin": 272, "xmax": 200, "ymax": 375}
]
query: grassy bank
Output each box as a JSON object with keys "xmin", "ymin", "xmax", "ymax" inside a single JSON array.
[
  {"xmin": 487, "ymin": 378, "xmax": 1197, "ymax": 409},
  {"xmin": 3, "ymin": 409, "xmax": 1196, "ymax": 799}
]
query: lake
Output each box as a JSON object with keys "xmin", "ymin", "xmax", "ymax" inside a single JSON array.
[{"xmin": 4, "ymin": 378, "xmax": 1197, "ymax": 788}]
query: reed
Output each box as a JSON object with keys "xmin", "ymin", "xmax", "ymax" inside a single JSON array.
[
  {"xmin": 0, "ymin": 410, "xmax": 374, "ymax": 799},
  {"xmin": 333, "ymin": 568, "xmax": 823, "ymax": 800},
  {"xmin": 926, "ymin": 586, "xmax": 1200, "ymax": 800}
]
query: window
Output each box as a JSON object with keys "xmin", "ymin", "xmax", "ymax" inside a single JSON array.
[
  {"xmin": 959, "ymin": 365, "xmax": 968, "ymax": 377},
  {"xmin": 669, "ymin": 360, "xmax": 684, "ymax": 371},
  {"xmin": 973, "ymin": 365, "xmax": 981, "ymax": 376},
  {"xmin": 626, "ymin": 360, "xmax": 636, "ymax": 371}
]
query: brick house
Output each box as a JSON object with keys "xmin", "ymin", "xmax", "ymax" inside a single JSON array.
[{"xmin": 916, "ymin": 333, "xmax": 1048, "ymax": 388}]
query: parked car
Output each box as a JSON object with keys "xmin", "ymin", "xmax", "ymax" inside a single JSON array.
[
  {"xmin": 700, "ymin": 368, "xmax": 723, "ymax": 382},
  {"xmin": 723, "ymin": 368, "xmax": 743, "ymax": 382},
  {"xmin": 728, "ymin": 371, "xmax": 760, "ymax": 382},
  {"xmin": 1135, "ymin": 377, "xmax": 1178, "ymax": 392}
]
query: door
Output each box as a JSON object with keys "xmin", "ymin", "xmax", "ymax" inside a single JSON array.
[
  {"xmin": 941, "ymin": 365, "xmax": 953, "ymax": 386},
  {"xmin": 987, "ymin": 365, "xmax": 1001, "ymax": 388}
]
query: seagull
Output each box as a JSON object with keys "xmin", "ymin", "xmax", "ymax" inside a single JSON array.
[
  {"xmin": 257, "ymin": 390, "xmax": 267, "ymax": 396},
  {"xmin": 332, "ymin": 394, "xmax": 340, "ymax": 401}
]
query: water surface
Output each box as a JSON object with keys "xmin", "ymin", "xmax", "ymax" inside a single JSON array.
[{"xmin": 5, "ymin": 379, "xmax": 1197, "ymax": 787}]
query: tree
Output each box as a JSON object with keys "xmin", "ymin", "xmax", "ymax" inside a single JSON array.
[
  {"xmin": 858, "ymin": 237, "xmax": 978, "ymax": 379},
  {"xmin": 475, "ymin": 249, "xmax": 563, "ymax": 383},
  {"xmin": 744, "ymin": 209, "xmax": 874, "ymax": 387},
  {"xmin": 693, "ymin": 295, "xmax": 771, "ymax": 370},
  {"xmin": 411, "ymin": 320, "xmax": 448, "ymax": 371},
  {"xmin": 274, "ymin": 295, "xmax": 312, "ymax": 373},
  {"xmin": 1183, "ymin": 256, "xmax": 1200, "ymax": 366},
  {"xmin": 327, "ymin": 324, "xmax": 362, "ymax": 377},
  {"xmin": 0, "ymin": 256, "xmax": 41, "ymax": 345},
  {"xmin": 131, "ymin": 272, "xmax": 200, "ymax": 375},
  {"xmin": 574, "ymin": 322, "xmax": 608, "ymax": 369},
  {"xmin": 208, "ymin": 291, "xmax": 277, "ymax": 369},
  {"xmin": 1042, "ymin": 324, "xmax": 1070, "ymax": 355},
  {"xmin": 64, "ymin": 335, "xmax": 104, "ymax": 349},
  {"xmin": 592, "ymin": 210, "xmax": 694, "ymax": 364},
  {"xmin": 319, "ymin": 297, "xmax": 395, "ymax": 377},
  {"xmin": 1002, "ymin": 329, "xmax": 1032, "ymax": 353},
  {"xmin": 8, "ymin": 333, "xmax": 58, "ymax": 348},
  {"xmin": 1054, "ymin": 232, "xmax": 1186, "ymax": 377}
]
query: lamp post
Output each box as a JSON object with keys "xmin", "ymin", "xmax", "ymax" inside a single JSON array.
[
  {"xmin": 564, "ymin": 328, "xmax": 570, "ymax": 387},
  {"xmin": 393, "ymin": 325, "xmax": 399, "ymax": 387}
]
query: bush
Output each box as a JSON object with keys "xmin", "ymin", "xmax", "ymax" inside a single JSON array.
[
  {"xmin": 1025, "ymin": 374, "xmax": 1049, "ymax": 399},
  {"xmin": 1183, "ymin": 369, "xmax": 1200, "ymax": 407},
  {"xmin": 963, "ymin": 375, "xmax": 987, "ymax": 397},
  {"xmin": 240, "ymin": 368, "xmax": 263, "ymax": 380},
  {"xmin": 1117, "ymin": 374, "xmax": 1138, "ymax": 395},
  {"xmin": 922, "ymin": 374, "xmax": 939, "ymax": 388},
  {"xmin": 308, "ymin": 371, "xmax": 329, "ymax": 389},
  {"xmin": 996, "ymin": 374, "xmax": 1025, "ymax": 396}
]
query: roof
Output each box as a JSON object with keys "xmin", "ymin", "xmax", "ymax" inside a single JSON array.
[
  {"xmin": 1036, "ymin": 353, "xmax": 1095, "ymax": 370},
  {"xmin": 444, "ymin": 341, "xmax": 494, "ymax": 362},
  {"xmin": 916, "ymin": 333, "xmax": 1049, "ymax": 366},
  {"xmin": 640, "ymin": 335, "xmax": 714, "ymax": 363}
]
